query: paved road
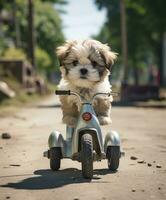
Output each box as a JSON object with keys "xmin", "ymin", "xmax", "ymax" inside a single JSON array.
[{"xmin": 0, "ymin": 96, "xmax": 166, "ymax": 200}]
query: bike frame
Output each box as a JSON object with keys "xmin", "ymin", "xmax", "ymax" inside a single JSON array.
[{"xmin": 65, "ymin": 91, "xmax": 114, "ymax": 161}]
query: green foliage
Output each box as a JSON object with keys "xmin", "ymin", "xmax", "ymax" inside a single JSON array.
[
  {"xmin": 0, "ymin": 37, "xmax": 8, "ymax": 56},
  {"xmin": 0, "ymin": 0, "xmax": 65, "ymax": 73},
  {"xmin": 35, "ymin": 48, "xmax": 51, "ymax": 70},
  {"xmin": 40, "ymin": 0, "xmax": 67, "ymax": 4},
  {"xmin": 34, "ymin": 0, "xmax": 65, "ymax": 69},
  {"xmin": 94, "ymin": 0, "xmax": 166, "ymax": 85},
  {"xmin": 1, "ymin": 47, "xmax": 26, "ymax": 60}
]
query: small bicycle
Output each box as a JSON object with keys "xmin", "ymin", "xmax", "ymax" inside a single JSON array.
[{"xmin": 44, "ymin": 90, "xmax": 124, "ymax": 179}]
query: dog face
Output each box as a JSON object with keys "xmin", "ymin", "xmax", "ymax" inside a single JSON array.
[{"xmin": 56, "ymin": 39, "xmax": 117, "ymax": 88}]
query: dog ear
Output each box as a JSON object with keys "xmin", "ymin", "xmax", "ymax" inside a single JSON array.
[
  {"xmin": 106, "ymin": 51, "xmax": 118, "ymax": 71},
  {"xmin": 99, "ymin": 44, "xmax": 118, "ymax": 71},
  {"xmin": 56, "ymin": 41, "xmax": 76, "ymax": 66}
]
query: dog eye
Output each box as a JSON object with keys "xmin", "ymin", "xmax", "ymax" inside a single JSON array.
[
  {"xmin": 91, "ymin": 61, "xmax": 97, "ymax": 67},
  {"xmin": 73, "ymin": 60, "xmax": 78, "ymax": 66}
]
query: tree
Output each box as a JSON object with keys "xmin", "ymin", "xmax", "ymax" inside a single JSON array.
[
  {"xmin": 35, "ymin": 0, "xmax": 65, "ymax": 70},
  {"xmin": 94, "ymin": 0, "xmax": 166, "ymax": 86},
  {"xmin": 141, "ymin": 0, "xmax": 166, "ymax": 86},
  {"xmin": 0, "ymin": 0, "xmax": 65, "ymax": 72}
]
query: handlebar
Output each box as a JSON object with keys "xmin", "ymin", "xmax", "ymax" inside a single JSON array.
[
  {"xmin": 55, "ymin": 90, "xmax": 71, "ymax": 95},
  {"xmin": 55, "ymin": 90, "xmax": 118, "ymax": 103}
]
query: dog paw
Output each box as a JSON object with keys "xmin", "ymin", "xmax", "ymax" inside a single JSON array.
[
  {"xmin": 63, "ymin": 116, "xmax": 77, "ymax": 127},
  {"xmin": 98, "ymin": 116, "xmax": 112, "ymax": 125}
]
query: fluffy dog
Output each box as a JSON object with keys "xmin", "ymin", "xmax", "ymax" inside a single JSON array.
[{"xmin": 56, "ymin": 39, "xmax": 117, "ymax": 127}]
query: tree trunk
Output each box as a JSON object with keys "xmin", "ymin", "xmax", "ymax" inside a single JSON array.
[
  {"xmin": 28, "ymin": 0, "xmax": 36, "ymax": 71},
  {"xmin": 158, "ymin": 32, "xmax": 164, "ymax": 87},
  {"xmin": 13, "ymin": 0, "xmax": 21, "ymax": 48},
  {"xmin": 133, "ymin": 60, "xmax": 139, "ymax": 85},
  {"xmin": 120, "ymin": 0, "xmax": 128, "ymax": 84}
]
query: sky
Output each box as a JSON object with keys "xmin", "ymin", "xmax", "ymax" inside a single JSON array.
[{"xmin": 58, "ymin": 0, "xmax": 106, "ymax": 40}]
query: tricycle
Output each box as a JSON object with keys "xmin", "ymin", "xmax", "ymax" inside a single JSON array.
[{"xmin": 44, "ymin": 90, "xmax": 124, "ymax": 179}]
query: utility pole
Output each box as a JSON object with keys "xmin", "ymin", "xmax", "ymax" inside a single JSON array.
[
  {"xmin": 28, "ymin": 0, "xmax": 36, "ymax": 71},
  {"xmin": 120, "ymin": 0, "xmax": 128, "ymax": 84}
]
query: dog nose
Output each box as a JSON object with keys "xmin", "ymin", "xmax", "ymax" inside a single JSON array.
[{"xmin": 80, "ymin": 68, "xmax": 88, "ymax": 75}]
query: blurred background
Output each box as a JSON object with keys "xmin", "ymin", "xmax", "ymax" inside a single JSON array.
[{"xmin": 0, "ymin": 0, "xmax": 166, "ymax": 106}]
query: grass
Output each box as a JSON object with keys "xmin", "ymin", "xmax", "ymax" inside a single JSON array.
[
  {"xmin": 0, "ymin": 76, "xmax": 55, "ymax": 117},
  {"xmin": 0, "ymin": 94, "xmax": 40, "ymax": 117},
  {"xmin": 0, "ymin": 88, "xmax": 43, "ymax": 117}
]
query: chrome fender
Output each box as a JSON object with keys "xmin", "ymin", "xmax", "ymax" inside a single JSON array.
[
  {"xmin": 48, "ymin": 131, "xmax": 65, "ymax": 148},
  {"xmin": 104, "ymin": 130, "xmax": 121, "ymax": 152}
]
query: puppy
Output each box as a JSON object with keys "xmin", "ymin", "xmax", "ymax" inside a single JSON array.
[{"xmin": 56, "ymin": 39, "xmax": 117, "ymax": 127}]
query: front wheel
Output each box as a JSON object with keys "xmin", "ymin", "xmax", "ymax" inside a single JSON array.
[
  {"xmin": 81, "ymin": 133, "xmax": 93, "ymax": 179},
  {"xmin": 50, "ymin": 147, "xmax": 61, "ymax": 171},
  {"xmin": 107, "ymin": 146, "xmax": 120, "ymax": 171}
]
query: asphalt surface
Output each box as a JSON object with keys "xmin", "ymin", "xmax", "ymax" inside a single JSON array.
[{"xmin": 0, "ymin": 95, "xmax": 166, "ymax": 200}]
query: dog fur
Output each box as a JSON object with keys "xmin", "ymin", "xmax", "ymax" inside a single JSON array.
[{"xmin": 56, "ymin": 39, "xmax": 117, "ymax": 127}]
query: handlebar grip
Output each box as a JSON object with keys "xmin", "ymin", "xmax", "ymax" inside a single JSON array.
[{"xmin": 55, "ymin": 90, "xmax": 71, "ymax": 95}]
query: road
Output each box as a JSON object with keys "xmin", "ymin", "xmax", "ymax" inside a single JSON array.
[{"xmin": 0, "ymin": 95, "xmax": 166, "ymax": 200}]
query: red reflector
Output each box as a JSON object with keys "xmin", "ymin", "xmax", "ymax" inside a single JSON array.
[{"xmin": 82, "ymin": 112, "xmax": 92, "ymax": 121}]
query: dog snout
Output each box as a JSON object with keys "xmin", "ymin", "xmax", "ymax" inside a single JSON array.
[{"xmin": 80, "ymin": 68, "xmax": 88, "ymax": 75}]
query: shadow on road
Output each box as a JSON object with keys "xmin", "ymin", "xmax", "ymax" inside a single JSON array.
[{"xmin": 1, "ymin": 168, "xmax": 116, "ymax": 190}]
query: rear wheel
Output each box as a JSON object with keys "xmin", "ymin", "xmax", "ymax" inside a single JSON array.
[
  {"xmin": 81, "ymin": 133, "xmax": 93, "ymax": 179},
  {"xmin": 50, "ymin": 147, "xmax": 61, "ymax": 171},
  {"xmin": 107, "ymin": 146, "xmax": 120, "ymax": 171}
]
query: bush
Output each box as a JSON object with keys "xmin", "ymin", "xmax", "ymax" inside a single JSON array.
[
  {"xmin": 1, "ymin": 47, "xmax": 27, "ymax": 60},
  {"xmin": 35, "ymin": 47, "xmax": 51, "ymax": 70},
  {"xmin": 0, "ymin": 38, "xmax": 8, "ymax": 56}
]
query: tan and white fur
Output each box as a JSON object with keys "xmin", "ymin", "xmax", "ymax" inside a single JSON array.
[{"xmin": 56, "ymin": 39, "xmax": 117, "ymax": 127}]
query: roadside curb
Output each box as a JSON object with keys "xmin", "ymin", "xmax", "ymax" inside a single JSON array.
[{"xmin": 112, "ymin": 101, "xmax": 166, "ymax": 109}]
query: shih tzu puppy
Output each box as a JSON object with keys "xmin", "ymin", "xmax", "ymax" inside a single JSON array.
[{"xmin": 56, "ymin": 39, "xmax": 117, "ymax": 127}]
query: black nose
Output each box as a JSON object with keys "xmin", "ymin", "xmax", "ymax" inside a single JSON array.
[{"xmin": 80, "ymin": 68, "xmax": 88, "ymax": 75}]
